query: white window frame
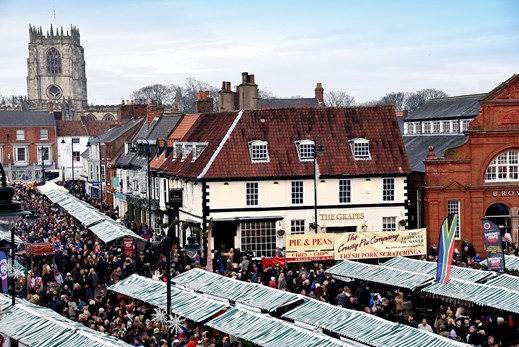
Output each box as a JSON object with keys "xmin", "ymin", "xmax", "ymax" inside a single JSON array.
[
  {"xmin": 349, "ymin": 138, "xmax": 371, "ymax": 160},
  {"xmin": 339, "ymin": 179, "xmax": 351, "ymax": 204},
  {"xmin": 13, "ymin": 146, "xmax": 28, "ymax": 164},
  {"xmin": 16, "ymin": 129, "xmax": 25, "ymax": 141},
  {"xmin": 452, "ymin": 120, "xmax": 460, "ymax": 133},
  {"xmin": 382, "ymin": 217, "xmax": 397, "ymax": 231},
  {"xmin": 246, "ymin": 182, "xmax": 259, "ymax": 206},
  {"xmin": 39, "ymin": 129, "xmax": 49, "ymax": 140},
  {"xmin": 248, "ymin": 140, "xmax": 270, "ymax": 163},
  {"xmin": 0, "ymin": 146, "xmax": 3, "ymax": 164},
  {"xmin": 291, "ymin": 180, "xmax": 304, "ymax": 205},
  {"xmin": 461, "ymin": 119, "xmax": 471, "ymax": 132},
  {"xmin": 290, "ymin": 220, "xmax": 306, "ymax": 234},
  {"xmin": 38, "ymin": 146, "xmax": 51, "ymax": 164},
  {"xmin": 447, "ymin": 200, "xmax": 461, "ymax": 240},
  {"xmin": 433, "ymin": 121, "xmax": 441, "ymax": 133},
  {"xmin": 240, "ymin": 221, "xmax": 276, "ymax": 258},
  {"xmin": 383, "ymin": 178, "xmax": 395, "ymax": 202},
  {"xmin": 295, "ymin": 140, "xmax": 315, "ymax": 161},
  {"xmin": 405, "ymin": 123, "xmax": 414, "ymax": 134},
  {"xmin": 422, "ymin": 122, "xmax": 431, "ymax": 134},
  {"xmin": 485, "ymin": 150, "xmax": 519, "ymax": 182}
]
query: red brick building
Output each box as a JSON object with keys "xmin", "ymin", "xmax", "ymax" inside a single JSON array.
[{"xmin": 424, "ymin": 74, "xmax": 519, "ymax": 254}]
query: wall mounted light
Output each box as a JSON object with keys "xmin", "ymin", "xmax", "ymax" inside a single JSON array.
[
  {"xmin": 223, "ymin": 182, "xmax": 229, "ymax": 186},
  {"xmin": 273, "ymin": 181, "xmax": 279, "ymax": 185},
  {"xmin": 320, "ymin": 179, "xmax": 325, "ymax": 183},
  {"xmin": 365, "ymin": 178, "xmax": 371, "ymax": 182}
]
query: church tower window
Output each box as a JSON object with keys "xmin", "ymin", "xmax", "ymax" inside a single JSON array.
[{"xmin": 46, "ymin": 47, "xmax": 62, "ymax": 74}]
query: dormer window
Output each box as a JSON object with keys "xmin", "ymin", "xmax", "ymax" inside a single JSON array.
[
  {"xmin": 248, "ymin": 140, "xmax": 269, "ymax": 163},
  {"xmin": 295, "ymin": 140, "xmax": 315, "ymax": 161},
  {"xmin": 173, "ymin": 143, "xmax": 183, "ymax": 159},
  {"xmin": 192, "ymin": 143, "xmax": 208, "ymax": 162},
  {"xmin": 349, "ymin": 138, "xmax": 371, "ymax": 160}
]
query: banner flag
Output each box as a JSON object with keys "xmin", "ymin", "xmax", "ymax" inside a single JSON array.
[
  {"xmin": 482, "ymin": 219, "xmax": 506, "ymax": 273},
  {"xmin": 436, "ymin": 214, "xmax": 458, "ymax": 283},
  {"xmin": 315, "ymin": 160, "xmax": 320, "ymax": 182},
  {"xmin": 0, "ymin": 251, "xmax": 7, "ymax": 293}
]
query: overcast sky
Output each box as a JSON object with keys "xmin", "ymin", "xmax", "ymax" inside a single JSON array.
[{"xmin": 0, "ymin": 0, "xmax": 518, "ymax": 105}]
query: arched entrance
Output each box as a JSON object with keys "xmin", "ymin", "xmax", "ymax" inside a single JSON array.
[{"xmin": 484, "ymin": 203, "xmax": 511, "ymax": 237}]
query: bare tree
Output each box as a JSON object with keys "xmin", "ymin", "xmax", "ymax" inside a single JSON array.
[
  {"xmin": 181, "ymin": 78, "xmax": 219, "ymax": 113},
  {"xmin": 406, "ymin": 89, "xmax": 448, "ymax": 113},
  {"xmin": 378, "ymin": 92, "xmax": 408, "ymax": 111},
  {"xmin": 258, "ymin": 89, "xmax": 276, "ymax": 100},
  {"xmin": 325, "ymin": 91, "xmax": 355, "ymax": 107},
  {"xmin": 130, "ymin": 84, "xmax": 174, "ymax": 105}
]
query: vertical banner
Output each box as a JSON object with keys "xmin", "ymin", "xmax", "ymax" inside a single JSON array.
[
  {"xmin": 123, "ymin": 238, "xmax": 135, "ymax": 257},
  {"xmin": 436, "ymin": 214, "xmax": 458, "ymax": 284},
  {"xmin": 482, "ymin": 219, "xmax": 505, "ymax": 273},
  {"xmin": 0, "ymin": 251, "xmax": 7, "ymax": 293}
]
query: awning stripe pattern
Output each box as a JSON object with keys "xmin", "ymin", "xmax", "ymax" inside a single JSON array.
[
  {"xmin": 422, "ymin": 278, "xmax": 519, "ymax": 314},
  {"xmin": 383, "ymin": 256, "xmax": 496, "ymax": 283},
  {"xmin": 43, "ymin": 188, "xmax": 144, "ymax": 243},
  {"xmin": 0, "ymin": 294, "xmax": 131, "ymax": 346},
  {"xmin": 108, "ymin": 274, "xmax": 227, "ymax": 322},
  {"xmin": 206, "ymin": 308, "xmax": 353, "ymax": 347},
  {"xmin": 172, "ymin": 268, "xmax": 303, "ymax": 312},
  {"xmin": 326, "ymin": 260, "xmax": 435, "ymax": 290},
  {"xmin": 485, "ymin": 274, "xmax": 519, "ymax": 291},
  {"xmin": 281, "ymin": 299, "xmax": 469, "ymax": 347},
  {"xmin": 480, "ymin": 254, "xmax": 519, "ymax": 272}
]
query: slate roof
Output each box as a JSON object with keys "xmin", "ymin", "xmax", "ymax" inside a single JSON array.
[
  {"xmin": 89, "ymin": 118, "xmax": 144, "ymax": 144},
  {"xmin": 149, "ymin": 113, "xmax": 182, "ymax": 140},
  {"xmin": 0, "ymin": 111, "xmax": 56, "ymax": 126},
  {"xmin": 258, "ymin": 98, "xmax": 320, "ymax": 109},
  {"xmin": 404, "ymin": 134, "xmax": 467, "ymax": 172},
  {"xmin": 162, "ymin": 106, "xmax": 411, "ymax": 180},
  {"xmin": 405, "ymin": 93, "xmax": 486, "ymax": 121}
]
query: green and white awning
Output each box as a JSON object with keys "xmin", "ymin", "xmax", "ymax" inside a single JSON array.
[
  {"xmin": 422, "ymin": 278, "xmax": 519, "ymax": 314},
  {"xmin": 172, "ymin": 268, "xmax": 304, "ymax": 312},
  {"xmin": 108, "ymin": 274, "xmax": 227, "ymax": 322},
  {"xmin": 0, "ymin": 294, "xmax": 131, "ymax": 347},
  {"xmin": 485, "ymin": 274, "xmax": 519, "ymax": 291},
  {"xmin": 383, "ymin": 256, "xmax": 496, "ymax": 283},
  {"xmin": 481, "ymin": 254, "xmax": 519, "ymax": 272},
  {"xmin": 326, "ymin": 260, "xmax": 435, "ymax": 290},
  {"xmin": 42, "ymin": 188, "xmax": 144, "ymax": 243},
  {"xmin": 206, "ymin": 308, "xmax": 353, "ymax": 347},
  {"xmin": 281, "ymin": 299, "xmax": 469, "ymax": 347}
]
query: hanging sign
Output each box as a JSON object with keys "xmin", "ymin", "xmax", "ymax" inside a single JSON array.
[{"xmin": 0, "ymin": 251, "xmax": 8, "ymax": 293}]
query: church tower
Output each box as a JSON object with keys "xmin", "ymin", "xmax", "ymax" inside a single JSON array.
[{"xmin": 26, "ymin": 24, "xmax": 88, "ymax": 115}]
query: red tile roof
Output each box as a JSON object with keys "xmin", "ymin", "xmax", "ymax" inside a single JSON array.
[
  {"xmin": 85, "ymin": 120, "xmax": 114, "ymax": 137},
  {"xmin": 162, "ymin": 106, "xmax": 411, "ymax": 180},
  {"xmin": 56, "ymin": 121, "xmax": 88, "ymax": 136}
]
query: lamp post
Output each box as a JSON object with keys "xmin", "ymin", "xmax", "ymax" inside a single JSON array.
[
  {"xmin": 61, "ymin": 138, "xmax": 75, "ymax": 182},
  {"xmin": 0, "ymin": 163, "xmax": 30, "ymax": 306},
  {"xmin": 39, "ymin": 145, "xmax": 46, "ymax": 184},
  {"xmin": 313, "ymin": 139, "xmax": 324, "ymax": 231},
  {"xmin": 165, "ymin": 219, "xmax": 201, "ymax": 347},
  {"xmin": 129, "ymin": 138, "xmax": 152, "ymax": 231},
  {"xmin": 86, "ymin": 136, "xmax": 103, "ymax": 213}
]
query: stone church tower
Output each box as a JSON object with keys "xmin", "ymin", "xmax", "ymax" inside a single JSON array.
[{"xmin": 26, "ymin": 24, "xmax": 88, "ymax": 118}]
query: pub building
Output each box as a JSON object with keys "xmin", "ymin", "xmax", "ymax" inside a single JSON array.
[{"xmin": 424, "ymin": 74, "xmax": 519, "ymax": 255}]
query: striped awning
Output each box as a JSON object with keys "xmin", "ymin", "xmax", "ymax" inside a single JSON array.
[
  {"xmin": 370, "ymin": 324, "xmax": 470, "ymax": 347},
  {"xmin": 206, "ymin": 308, "xmax": 353, "ymax": 347},
  {"xmin": 482, "ymin": 274, "xmax": 519, "ymax": 292},
  {"xmin": 42, "ymin": 188, "xmax": 144, "ymax": 243},
  {"xmin": 326, "ymin": 260, "xmax": 435, "ymax": 290},
  {"xmin": 0, "ymin": 294, "xmax": 131, "ymax": 347},
  {"xmin": 481, "ymin": 254, "xmax": 519, "ymax": 272},
  {"xmin": 422, "ymin": 278, "xmax": 519, "ymax": 314},
  {"xmin": 172, "ymin": 268, "xmax": 304, "ymax": 312},
  {"xmin": 383, "ymin": 256, "xmax": 496, "ymax": 283},
  {"xmin": 108, "ymin": 274, "xmax": 227, "ymax": 322}
]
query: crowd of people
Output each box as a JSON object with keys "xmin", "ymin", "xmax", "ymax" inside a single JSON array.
[{"xmin": 4, "ymin": 181, "xmax": 519, "ymax": 346}]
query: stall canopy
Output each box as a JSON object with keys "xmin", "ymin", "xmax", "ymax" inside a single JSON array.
[
  {"xmin": 108, "ymin": 274, "xmax": 227, "ymax": 322},
  {"xmin": 0, "ymin": 294, "xmax": 131, "ymax": 347},
  {"xmin": 281, "ymin": 299, "xmax": 469, "ymax": 347},
  {"xmin": 42, "ymin": 188, "xmax": 144, "ymax": 243},
  {"xmin": 326, "ymin": 260, "xmax": 435, "ymax": 290},
  {"xmin": 481, "ymin": 254, "xmax": 519, "ymax": 272},
  {"xmin": 383, "ymin": 256, "xmax": 497, "ymax": 283},
  {"xmin": 206, "ymin": 308, "xmax": 354, "ymax": 347},
  {"xmin": 422, "ymin": 278, "xmax": 519, "ymax": 314},
  {"xmin": 0, "ymin": 230, "xmax": 23, "ymax": 245},
  {"xmin": 485, "ymin": 274, "xmax": 519, "ymax": 291},
  {"xmin": 172, "ymin": 268, "xmax": 304, "ymax": 312},
  {"xmin": 37, "ymin": 181, "xmax": 69, "ymax": 195}
]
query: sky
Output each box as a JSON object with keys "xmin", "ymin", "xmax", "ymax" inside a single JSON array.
[{"xmin": 0, "ymin": 0, "xmax": 518, "ymax": 105}]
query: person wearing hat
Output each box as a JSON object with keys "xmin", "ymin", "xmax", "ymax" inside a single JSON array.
[{"xmin": 269, "ymin": 276, "xmax": 276, "ymax": 288}]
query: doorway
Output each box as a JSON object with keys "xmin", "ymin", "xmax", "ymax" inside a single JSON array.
[{"xmin": 485, "ymin": 203, "xmax": 511, "ymax": 237}]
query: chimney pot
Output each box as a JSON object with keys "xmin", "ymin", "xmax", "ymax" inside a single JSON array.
[
  {"xmin": 221, "ymin": 81, "xmax": 226, "ymax": 90},
  {"xmin": 226, "ymin": 81, "xmax": 231, "ymax": 91},
  {"xmin": 242, "ymin": 72, "xmax": 248, "ymax": 83},
  {"xmin": 249, "ymin": 74, "xmax": 255, "ymax": 84}
]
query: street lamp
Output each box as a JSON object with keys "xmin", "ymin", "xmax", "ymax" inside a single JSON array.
[
  {"xmin": 86, "ymin": 136, "xmax": 103, "ymax": 213},
  {"xmin": 61, "ymin": 138, "xmax": 75, "ymax": 182},
  {"xmin": 313, "ymin": 138, "xmax": 325, "ymax": 231},
  {"xmin": 0, "ymin": 163, "xmax": 30, "ymax": 306},
  {"xmin": 129, "ymin": 138, "xmax": 152, "ymax": 231},
  {"xmin": 38, "ymin": 145, "xmax": 46, "ymax": 184},
  {"xmin": 165, "ymin": 219, "xmax": 201, "ymax": 347}
]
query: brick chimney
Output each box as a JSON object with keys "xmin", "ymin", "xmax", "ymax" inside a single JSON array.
[
  {"xmin": 146, "ymin": 101, "xmax": 164, "ymax": 124},
  {"xmin": 315, "ymin": 83, "xmax": 324, "ymax": 105},
  {"xmin": 195, "ymin": 90, "xmax": 214, "ymax": 113},
  {"xmin": 218, "ymin": 81, "xmax": 236, "ymax": 112},
  {"xmin": 237, "ymin": 72, "xmax": 258, "ymax": 109}
]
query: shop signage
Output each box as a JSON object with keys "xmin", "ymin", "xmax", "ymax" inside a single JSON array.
[
  {"xmin": 482, "ymin": 219, "xmax": 505, "ymax": 273},
  {"xmin": 492, "ymin": 190, "xmax": 519, "ymax": 196},
  {"xmin": 319, "ymin": 213, "xmax": 364, "ymax": 221},
  {"xmin": 123, "ymin": 238, "xmax": 135, "ymax": 257},
  {"xmin": 168, "ymin": 188, "xmax": 183, "ymax": 208},
  {"xmin": 27, "ymin": 243, "xmax": 55, "ymax": 256},
  {"xmin": 286, "ymin": 229, "xmax": 427, "ymax": 262}
]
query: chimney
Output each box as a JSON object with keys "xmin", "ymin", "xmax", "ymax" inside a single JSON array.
[
  {"xmin": 195, "ymin": 90, "xmax": 214, "ymax": 113},
  {"xmin": 315, "ymin": 83, "xmax": 324, "ymax": 105},
  {"xmin": 218, "ymin": 81, "xmax": 236, "ymax": 112},
  {"xmin": 146, "ymin": 101, "xmax": 164, "ymax": 123},
  {"xmin": 238, "ymin": 72, "xmax": 258, "ymax": 109}
]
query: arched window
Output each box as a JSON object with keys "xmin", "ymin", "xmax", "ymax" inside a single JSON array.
[
  {"xmin": 85, "ymin": 113, "xmax": 97, "ymax": 121},
  {"xmin": 102, "ymin": 113, "xmax": 115, "ymax": 121},
  {"xmin": 485, "ymin": 150, "xmax": 519, "ymax": 182},
  {"xmin": 46, "ymin": 47, "xmax": 62, "ymax": 74}
]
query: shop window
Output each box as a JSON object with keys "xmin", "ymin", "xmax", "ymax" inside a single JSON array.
[
  {"xmin": 485, "ymin": 150, "xmax": 519, "ymax": 182},
  {"xmin": 240, "ymin": 221, "xmax": 276, "ymax": 257}
]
